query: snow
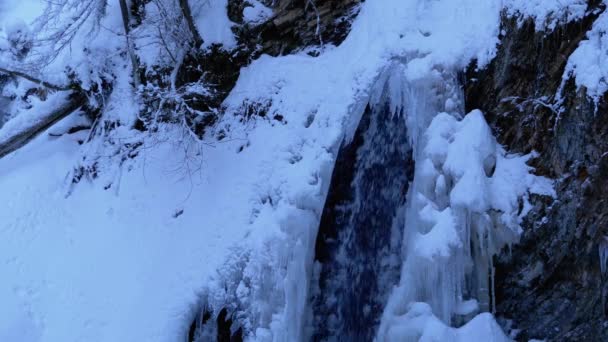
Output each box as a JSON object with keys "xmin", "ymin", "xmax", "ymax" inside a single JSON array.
[
  {"xmin": 414, "ymin": 207, "xmax": 462, "ymax": 260},
  {"xmin": 561, "ymin": 10, "xmax": 608, "ymax": 102},
  {"xmin": 376, "ymin": 76, "xmax": 553, "ymax": 340},
  {"xmin": 0, "ymin": 0, "xmax": 43, "ymax": 25},
  {"xmin": 0, "ymin": 106, "xmax": 263, "ymax": 342},
  {"xmin": 243, "ymin": 1, "xmax": 272, "ymax": 25},
  {"xmin": 0, "ymin": 91, "xmax": 70, "ymax": 144},
  {"xmin": 504, "ymin": 0, "xmax": 587, "ymax": 31},
  {"xmin": 381, "ymin": 302, "xmax": 509, "ymax": 342},
  {"xmin": 454, "ymin": 299, "xmax": 479, "ymax": 316},
  {"xmin": 192, "ymin": 0, "xmax": 237, "ymax": 49},
  {"xmin": 7, "ymin": 0, "xmax": 132, "ymax": 91},
  {"xmin": 218, "ymin": 1, "xmax": 503, "ymax": 337}
]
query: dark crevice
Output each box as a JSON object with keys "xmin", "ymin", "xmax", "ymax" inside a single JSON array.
[
  {"xmin": 188, "ymin": 307, "xmax": 243, "ymax": 342},
  {"xmin": 311, "ymin": 95, "xmax": 414, "ymax": 340}
]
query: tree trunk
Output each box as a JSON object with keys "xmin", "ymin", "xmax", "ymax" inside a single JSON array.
[
  {"xmin": 0, "ymin": 92, "xmax": 86, "ymax": 159},
  {"xmin": 178, "ymin": 0, "xmax": 203, "ymax": 48},
  {"xmin": 119, "ymin": 0, "xmax": 141, "ymax": 88},
  {"xmin": 0, "ymin": 67, "xmax": 71, "ymax": 91}
]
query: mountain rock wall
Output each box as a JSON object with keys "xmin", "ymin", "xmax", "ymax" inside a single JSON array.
[{"xmin": 466, "ymin": 1, "xmax": 608, "ymax": 340}]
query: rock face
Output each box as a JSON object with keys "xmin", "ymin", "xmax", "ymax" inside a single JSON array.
[
  {"xmin": 168, "ymin": 0, "xmax": 362, "ymax": 139},
  {"xmin": 466, "ymin": 1, "xmax": 608, "ymax": 340},
  {"xmin": 231, "ymin": 0, "xmax": 361, "ymax": 56}
]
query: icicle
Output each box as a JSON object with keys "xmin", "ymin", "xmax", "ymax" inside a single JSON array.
[
  {"xmin": 490, "ymin": 256, "xmax": 496, "ymax": 314},
  {"xmin": 377, "ymin": 64, "xmax": 554, "ymax": 342},
  {"xmin": 599, "ymin": 236, "xmax": 608, "ymax": 275}
]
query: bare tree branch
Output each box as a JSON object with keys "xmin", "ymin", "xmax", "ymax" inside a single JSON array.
[
  {"xmin": 157, "ymin": 27, "xmax": 177, "ymax": 63},
  {"xmin": 31, "ymin": 0, "xmax": 106, "ymax": 67}
]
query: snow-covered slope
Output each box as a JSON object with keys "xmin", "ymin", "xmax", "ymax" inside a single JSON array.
[
  {"xmin": 0, "ymin": 108, "xmax": 265, "ymax": 341},
  {"xmin": 562, "ymin": 6, "xmax": 608, "ymax": 102}
]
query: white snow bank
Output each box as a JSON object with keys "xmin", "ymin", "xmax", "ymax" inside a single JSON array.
[
  {"xmin": 0, "ymin": 92, "xmax": 70, "ymax": 144},
  {"xmin": 561, "ymin": 10, "xmax": 608, "ymax": 102},
  {"xmin": 504, "ymin": 0, "xmax": 587, "ymax": 31},
  {"xmin": 382, "ymin": 302, "xmax": 510, "ymax": 342},
  {"xmin": 0, "ymin": 0, "xmax": 43, "ymax": 25},
  {"xmin": 243, "ymin": 1, "xmax": 272, "ymax": 25},
  {"xmin": 0, "ymin": 48, "xmax": 262, "ymax": 342},
  {"xmin": 192, "ymin": 0, "xmax": 237, "ymax": 49},
  {"xmin": 0, "ymin": 107, "xmax": 263, "ymax": 342},
  {"xmin": 414, "ymin": 206, "xmax": 462, "ymax": 260}
]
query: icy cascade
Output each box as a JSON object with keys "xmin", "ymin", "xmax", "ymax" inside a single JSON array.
[
  {"xmin": 311, "ymin": 67, "xmax": 414, "ymax": 341},
  {"xmin": 198, "ymin": 0, "xmax": 504, "ymax": 339},
  {"xmin": 311, "ymin": 63, "xmax": 462, "ymax": 340},
  {"xmin": 376, "ymin": 71, "xmax": 555, "ymax": 341}
]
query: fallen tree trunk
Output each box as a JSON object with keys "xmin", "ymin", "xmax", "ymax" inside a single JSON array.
[
  {"xmin": 0, "ymin": 67, "xmax": 71, "ymax": 91},
  {"xmin": 0, "ymin": 91, "xmax": 86, "ymax": 159}
]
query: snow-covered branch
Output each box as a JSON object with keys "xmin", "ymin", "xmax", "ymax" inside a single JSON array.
[
  {"xmin": 0, "ymin": 92, "xmax": 85, "ymax": 159},
  {"xmin": 501, "ymin": 95, "xmax": 561, "ymax": 115}
]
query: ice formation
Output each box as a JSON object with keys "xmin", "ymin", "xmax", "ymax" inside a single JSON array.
[{"xmin": 375, "ymin": 65, "xmax": 555, "ymax": 341}]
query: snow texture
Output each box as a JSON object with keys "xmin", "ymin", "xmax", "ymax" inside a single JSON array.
[
  {"xmin": 243, "ymin": 1, "xmax": 273, "ymax": 24},
  {"xmin": 0, "ymin": 73, "xmax": 259, "ymax": 342},
  {"xmin": 380, "ymin": 302, "xmax": 510, "ymax": 342},
  {"xmin": 0, "ymin": 92, "xmax": 70, "ymax": 144},
  {"xmin": 562, "ymin": 8, "xmax": 608, "ymax": 102},
  {"xmin": 504, "ymin": 0, "xmax": 587, "ymax": 31},
  {"xmin": 0, "ymin": 0, "xmax": 43, "ymax": 25},
  {"xmin": 193, "ymin": 0, "xmax": 237, "ymax": 49}
]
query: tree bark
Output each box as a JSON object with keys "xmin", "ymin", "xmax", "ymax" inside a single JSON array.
[
  {"xmin": 178, "ymin": 0, "xmax": 203, "ymax": 48},
  {"xmin": 119, "ymin": 0, "xmax": 141, "ymax": 88},
  {"xmin": 0, "ymin": 92, "xmax": 86, "ymax": 159}
]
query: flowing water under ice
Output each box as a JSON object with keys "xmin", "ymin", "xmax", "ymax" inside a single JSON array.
[{"xmin": 311, "ymin": 84, "xmax": 414, "ymax": 341}]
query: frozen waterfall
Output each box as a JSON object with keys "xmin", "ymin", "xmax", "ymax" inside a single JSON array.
[{"xmin": 312, "ymin": 62, "xmax": 554, "ymax": 341}]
